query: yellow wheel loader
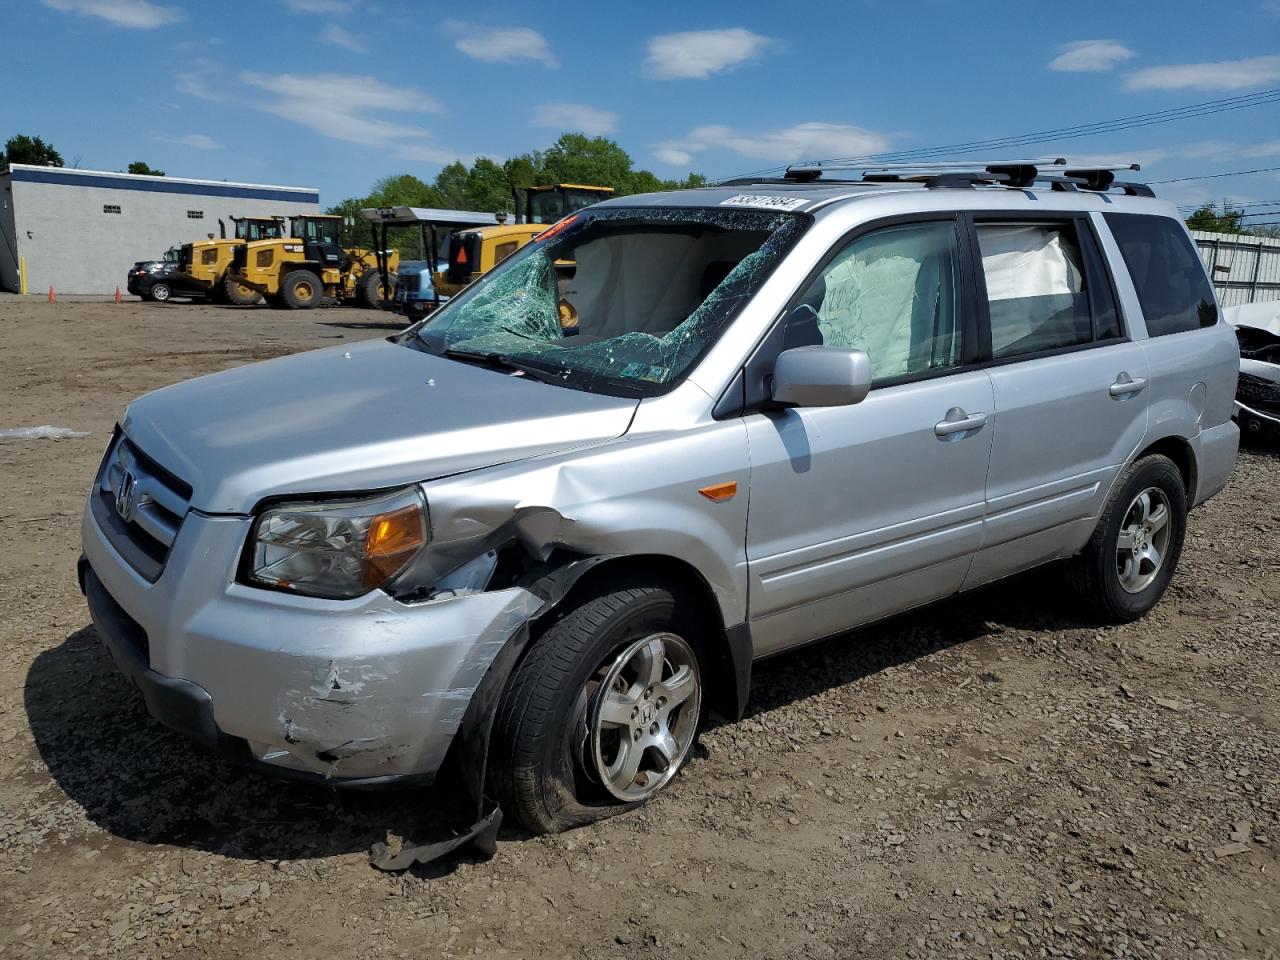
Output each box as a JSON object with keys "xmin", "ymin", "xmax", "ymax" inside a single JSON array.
[
  {"xmin": 175, "ymin": 217, "xmax": 287, "ymax": 305},
  {"xmin": 431, "ymin": 184, "xmax": 613, "ymax": 301},
  {"xmin": 225, "ymin": 215, "xmax": 399, "ymax": 310}
]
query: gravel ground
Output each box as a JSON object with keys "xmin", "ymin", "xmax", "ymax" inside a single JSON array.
[{"xmin": 0, "ymin": 296, "xmax": 1276, "ymax": 959}]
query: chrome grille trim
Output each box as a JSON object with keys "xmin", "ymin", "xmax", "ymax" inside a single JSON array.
[{"xmin": 95, "ymin": 433, "xmax": 192, "ymax": 577}]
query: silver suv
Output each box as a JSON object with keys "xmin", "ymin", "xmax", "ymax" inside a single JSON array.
[{"xmin": 79, "ymin": 162, "xmax": 1239, "ymax": 859}]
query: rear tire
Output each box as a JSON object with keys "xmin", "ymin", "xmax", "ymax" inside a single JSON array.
[
  {"xmin": 490, "ymin": 579, "xmax": 705, "ymax": 835},
  {"xmin": 1068, "ymin": 454, "xmax": 1187, "ymax": 623},
  {"xmin": 280, "ymin": 270, "xmax": 321, "ymax": 310},
  {"xmin": 149, "ymin": 282, "xmax": 172, "ymax": 303},
  {"xmin": 222, "ymin": 273, "xmax": 262, "ymax": 306}
]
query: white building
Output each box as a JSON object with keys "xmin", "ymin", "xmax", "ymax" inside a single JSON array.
[
  {"xmin": 0, "ymin": 164, "xmax": 320, "ymax": 295},
  {"xmin": 1192, "ymin": 229, "xmax": 1280, "ymax": 307}
]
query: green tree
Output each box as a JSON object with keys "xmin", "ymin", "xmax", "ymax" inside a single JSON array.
[
  {"xmin": 465, "ymin": 157, "xmax": 512, "ymax": 215},
  {"xmin": 503, "ymin": 154, "xmax": 541, "ymax": 191},
  {"xmin": 540, "ymin": 134, "xmax": 635, "ymax": 191},
  {"xmin": 1, "ymin": 134, "xmax": 64, "ymax": 172},
  {"xmin": 1186, "ymin": 203, "xmax": 1245, "ymax": 234},
  {"xmin": 367, "ymin": 173, "xmax": 440, "ymax": 207},
  {"xmin": 433, "ymin": 162, "xmax": 470, "ymax": 209},
  {"xmin": 127, "ymin": 161, "xmax": 165, "ymax": 176}
]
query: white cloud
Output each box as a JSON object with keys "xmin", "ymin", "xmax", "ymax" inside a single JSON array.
[
  {"xmin": 531, "ymin": 102, "xmax": 618, "ymax": 136},
  {"xmin": 239, "ymin": 72, "xmax": 457, "ymax": 163},
  {"xmin": 655, "ymin": 147, "xmax": 694, "ymax": 167},
  {"xmin": 1183, "ymin": 139, "xmax": 1280, "ymax": 162},
  {"xmin": 454, "ymin": 26, "xmax": 558, "ymax": 68},
  {"xmin": 656, "ymin": 122, "xmax": 893, "ymax": 166},
  {"xmin": 283, "ymin": 0, "xmax": 355, "ymax": 13},
  {"xmin": 175, "ymin": 62, "xmax": 225, "ymax": 102},
  {"xmin": 1244, "ymin": 140, "xmax": 1280, "ymax": 158},
  {"xmin": 1125, "ymin": 54, "xmax": 1280, "ymax": 91},
  {"xmin": 40, "ymin": 0, "xmax": 181, "ymax": 28},
  {"xmin": 645, "ymin": 28, "xmax": 773, "ymax": 79},
  {"xmin": 154, "ymin": 133, "xmax": 222, "ymax": 150},
  {"xmin": 1048, "ymin": 39, "xmax": 1135, "ymax": 72},
  {"xmin": 320, "ymin": 23, "xmax": 369, "ymax": 54}
]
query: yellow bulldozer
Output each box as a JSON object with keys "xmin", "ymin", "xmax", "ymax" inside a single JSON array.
[
  {"xmin": 175, "ymin": 216, "xmax": 287, "ymax": 305},
  {"xmin": 224, "ymin": 214, "xmax": 399, "ymax": 309}
]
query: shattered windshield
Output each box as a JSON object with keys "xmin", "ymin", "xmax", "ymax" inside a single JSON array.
[{"xmin": 400, "ymin": 208, "xmax": 808, "ymax": 397}]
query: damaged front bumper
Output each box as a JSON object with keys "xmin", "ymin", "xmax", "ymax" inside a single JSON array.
[{"xmin": 80, "ymin": 503, "xmax": 541, "ymax": 785}]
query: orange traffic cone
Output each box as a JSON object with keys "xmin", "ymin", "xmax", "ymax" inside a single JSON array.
[
  {"xmin": 114, "ymin": 286, "xmax": 122, "ymax": 304},
  {"xmin": 48, "ymin": 286, "xmax": 55, "ymax": 303}
]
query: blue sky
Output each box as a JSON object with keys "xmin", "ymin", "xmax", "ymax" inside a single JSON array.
[{"xmin": 7, "ymin": 0, "xmax": 1280, "ymax": 214}]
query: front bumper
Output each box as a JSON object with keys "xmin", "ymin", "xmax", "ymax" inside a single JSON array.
[
  {"xmin": 1235, "ymin": 400, "xmax": 1280, "ymax": 440},
  {"xmin": 80, "ymin": 496, "xmax": 541, "ymax": 784}
]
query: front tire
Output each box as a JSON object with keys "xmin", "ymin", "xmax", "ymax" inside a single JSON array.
[
  {"xmin": 280, "ymin": 270, "xmax": 320, "ymax": 310},
  {"xmin": 357, "ymin": 269, "xmax": 395, "ymax": 308},
  {"xmin": 490, "ymin": 580, "xmax": 705, "ymax": 835},
  {"xmin": 1069, "ymin": 454, "xmax": 1187, "ymax": 622}
]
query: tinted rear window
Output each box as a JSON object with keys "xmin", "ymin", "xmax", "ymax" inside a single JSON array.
[{"xmin": 1104, "ymin": 213, "xmax": 1217, "ymax": 337}]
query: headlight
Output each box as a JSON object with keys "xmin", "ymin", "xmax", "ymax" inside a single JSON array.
[{"xmin": 247, "ymin": 487, "xmax": 428, "ymax": 599}]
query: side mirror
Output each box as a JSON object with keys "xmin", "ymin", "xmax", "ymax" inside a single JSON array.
[{"xmin": 771, "ymin": 346, "xmax": 872, "ymax": 408}]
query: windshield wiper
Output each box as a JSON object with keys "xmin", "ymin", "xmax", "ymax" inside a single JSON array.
[{"xmin": 440, "ymin": 348, "xmax": 568, "ymax": 385}]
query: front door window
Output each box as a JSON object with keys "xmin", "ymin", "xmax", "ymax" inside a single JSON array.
[{"xmin": 785, "ymin": 221, "xmax": 962, "ymax": 383}]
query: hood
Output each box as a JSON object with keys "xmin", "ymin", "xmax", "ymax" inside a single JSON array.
[{"xmin": 121, "ymin": 338, "xmax": 637, "ymax": 514}]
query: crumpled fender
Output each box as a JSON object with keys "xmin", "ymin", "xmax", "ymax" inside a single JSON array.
[{"xmin": 369, "ymin": 554, "xmax": 616, "ymax": 871}]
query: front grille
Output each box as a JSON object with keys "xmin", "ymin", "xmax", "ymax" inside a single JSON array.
[
  {"xmin": 1239, "ymin": 372, "xmax": 1280, "ymax": 416},
  {"xmin": 400, "ymin": 272, "xmax": 421, "ymax": 294},
  {"xmin": 94, "ymin": 433, "xmax": 192, "ymax": 582}
]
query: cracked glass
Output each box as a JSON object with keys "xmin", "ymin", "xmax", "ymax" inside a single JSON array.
[{"xmin": 401, "ymin": 208, "xmax": 808, "ymax": 397}]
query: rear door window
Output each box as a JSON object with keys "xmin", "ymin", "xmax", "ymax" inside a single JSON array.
[
  {"xmin": 1104, "ymin": 213, "xmax": 1218, "ymax": 336},
  {"xmin": 975, "ymin": 222, "xmax": 1094, "ymax": 358}
]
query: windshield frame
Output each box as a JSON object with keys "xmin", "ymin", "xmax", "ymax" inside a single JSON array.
[{"xmin": 398, "ymin": 206, "xmax": 811, "ymax": 399}]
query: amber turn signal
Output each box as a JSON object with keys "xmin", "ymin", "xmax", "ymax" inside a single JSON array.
[
  {"xmin": 698, "ymin": 481, "xmax": 738, "ymax": 503},
  {"xmin": 363, "ymin": 503, "xmax": 427, "ymax": 589}
]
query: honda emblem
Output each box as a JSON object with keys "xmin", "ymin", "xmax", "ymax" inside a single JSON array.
[{"xmin": 115, "ymin": 469, "xmax": 139, "ymax": 523}]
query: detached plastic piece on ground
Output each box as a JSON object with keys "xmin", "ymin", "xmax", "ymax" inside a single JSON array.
[
  {"xmin": 0, "ymin": 425, "xmax": 90, "ymax": 440},
  {"xmin": 368, "ymin": 805, "xmax": 502, "ymax": 872}
]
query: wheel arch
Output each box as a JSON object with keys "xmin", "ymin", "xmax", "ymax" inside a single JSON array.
[
  {"xmin": 530, "ymin": 553, "xmax": 750, "ymax": 725},
  {"xmin": 1132, "ymin": 433, "xmax": 1197, "ymax": 500}
]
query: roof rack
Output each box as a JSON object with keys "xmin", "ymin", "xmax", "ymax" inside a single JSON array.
[{"xmin": 761, "ymin": 160, "xmax": 1154, "ymax": 197}]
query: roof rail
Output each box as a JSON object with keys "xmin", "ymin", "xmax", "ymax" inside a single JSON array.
[{"xmin": 773, "ymin": 160, "xmax": 1153, "ymax": 197}]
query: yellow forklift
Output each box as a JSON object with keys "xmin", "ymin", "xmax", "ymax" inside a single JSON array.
[
  {"xmin": 224, "ymin": 214, "xmax": 399, "ymax": 309},
  {"xmin": 360, "ymin": 206, "xmax": 501, "ymax": 320},
  {"xmin": 176, "ymin": 216, "xmax": 287, "ymax": 305}
]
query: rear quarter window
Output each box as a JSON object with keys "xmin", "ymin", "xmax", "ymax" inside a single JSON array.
[{"xmin": 1104, "ymin": 213, "xmax": 1217, "ymax": 337}]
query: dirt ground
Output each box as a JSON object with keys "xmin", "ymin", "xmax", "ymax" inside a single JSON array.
[{"xmin": 0, "ymin": 295, "xmax": 1276, "ymax": 960}]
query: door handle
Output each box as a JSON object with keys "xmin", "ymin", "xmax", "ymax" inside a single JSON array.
[
  {"xmin": 934, "ymin": 409, "xmax": 988, "ymax": 438},
  {"xmin": 1109, "ymin": 374, "xmax": 1148, "ymax": 398}
]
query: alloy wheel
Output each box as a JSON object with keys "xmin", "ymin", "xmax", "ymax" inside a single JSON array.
[
  {"xmin": 586, "ymin": 632, "xmax": 701, "ymax": 802},
  {"xmin": 1116, "ymin": 486, "xmax": 1172, "ymax": 593}
]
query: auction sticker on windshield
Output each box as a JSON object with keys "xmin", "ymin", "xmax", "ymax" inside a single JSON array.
[{"xmin": 719, "ymin": 194, "xmax": 807, "ymax": 211}]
